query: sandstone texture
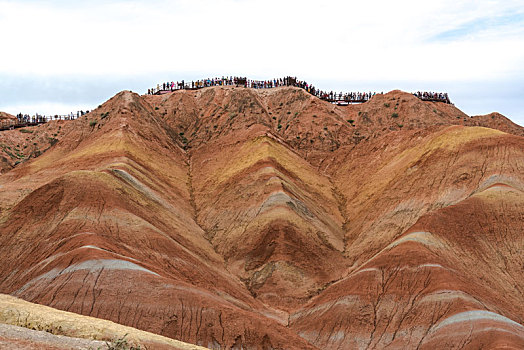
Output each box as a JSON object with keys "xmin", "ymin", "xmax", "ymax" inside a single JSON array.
[
  {"xmin": 0, "ymin": 323, "xmax": 106, "ymax": 350},
  {"xmin": 0, "ymin": 112, "xmax": 17, "ymax": 121},
  {"xmin": 0, "ymin": 119, "xmax": 73, "ymax": 174},
  {"xmin": 0, "ymin": 293, "xmax": 207, "ymax": 349},
  {"xmin": 0, "ymin": 87, "xmax": 523, "ymax": 349}
]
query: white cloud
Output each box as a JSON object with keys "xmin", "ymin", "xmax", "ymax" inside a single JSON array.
[
  {"xmin": 0, "ymin": 0, "xmax": 523, "ymax": 124},
  {"xmin": 1, "ymin": 0, "xmax": 523, "ymax": 78}
]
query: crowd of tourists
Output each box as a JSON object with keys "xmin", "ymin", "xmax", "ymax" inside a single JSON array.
[
  {"xmin": 413, "ymin": 91, "xmax": 450, "ymax": 103},
  {"xmin": 16, "ymin": 113, "xmax": 47, "ymax": 124},
  {"xmin": 147, "ymin": 77, "xmax": 295, "ymax": 94},
  {"xmin": 313, "ymin": 90, "xmax": 377, "ymax": 103},
  {"xmin": 147, "ymin": 76, "xmax": 451, "ymax": 104},
  {"xmin": 1, "ymin": 110, "xmax": 92, "ymax": 131},
  {"xmin": 15, "ymin": 111, "xmax": 88, "ymax": 124},
  {"xmin": 147, "ymin": 76, "xmax": 381, "ymax": 103}
]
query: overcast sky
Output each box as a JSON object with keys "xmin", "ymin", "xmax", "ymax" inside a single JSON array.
[{"xmin": 1, "ymin": 0, "xmax": 523, "ymax": 125}]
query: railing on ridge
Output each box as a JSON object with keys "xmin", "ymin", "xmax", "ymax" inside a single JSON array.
[{"xmin": 147, "ymin": 76, "xmax": 452, "ymax": 105}]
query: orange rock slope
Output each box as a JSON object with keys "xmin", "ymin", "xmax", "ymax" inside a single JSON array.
[
  {"xmin": 0, "ymin": 86, "xmax": 523, "ymax": 349},
  {"xmin": 0, "ymin": 112, "xmax": 16, "ymax": 121}
]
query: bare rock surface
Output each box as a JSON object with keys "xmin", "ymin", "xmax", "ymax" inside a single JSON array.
[
  {"xmin": 0, "ymin": 323, "xmax": 106, "ymax": 350},
  {"xmin": 0, "ymin": 112, "xmax": 17, "ymax": 121},
  {"xmin": 0, "ymin": 293, "xmax": 209, "ymax": 349}
]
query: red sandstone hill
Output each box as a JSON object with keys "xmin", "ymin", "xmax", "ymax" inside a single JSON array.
[
  {"xmin": 0, "ymin": 120, "xmax": 72, "ymax": 174},
  {"xmin": 0, "ymin": 112, "xmax": 16, "ymax": 121},
  {"xmin": 0, "ymin": 87, "xmax": 523, "ymax": 349}
]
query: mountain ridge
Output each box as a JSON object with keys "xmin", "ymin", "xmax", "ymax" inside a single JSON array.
[{"xmin": 0, "ymin": 86, "xmax": 523, "ymax": 349}]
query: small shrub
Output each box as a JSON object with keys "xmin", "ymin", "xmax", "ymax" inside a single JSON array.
[
  {"xmin": 323, "ymin": 127, "xmax": 328, "ymax": 130},
  {"xmin": 277, "ymin": 124, "xmax": 282, "ymax": 129},
  {"xmin": 272, "ymin": 116, "xmax": 276, "ymax": 120},
  {"xmin": 89, "ymin": 121, "xmax": 97, "ymax": 127},
  {"xmin": 347, "ymin": 119, "xmax": 354, "ymax": 124},
  {"xmin": 433, "ymin": 109, "xmax": 437, "ymax": 113},
  {"xmin": 104, "ymin": 334, "xmax": 141, "ymax": 350},
  {"xmin": 313, "ymin": 114, "xmax": 317, "ymax": 118},
  {"xmin": 397, "ymin": 123, "xmax": 404, "ymax": 128},
  {"xmin": 19, "ymin": 129, "xmax": 33, "ymax": 134},
  {"xmin": 294, "ymin": 112, "xmax": 299, "ymax": 117},
  {"xmin": 384, "ymin": 103, "xmax": 390, "ymax": 108},
  {"xmin": 391, "ymin": 113, "xmax": 399, "ymax": 118},
  {"xmin": 296, "ymin": 136, "xmax": 300, "ymax": 139},
  {"xmin": 48, "ymin": 137, "xmax": 58, "ymax": 146},
  {"xmin": 179, "ymin": 132, "xmax": 184, "ymax": 136},
  {"xmin": 154, "ymin": 107, "xmax": 159, "ymax": 110},
  {"xmin": 4, "ymin": 149, "xmax": 14, "ymax": 158},
  {"xmin": 287, "ymin": 111, "xmax": 291, "ymax": 115}
]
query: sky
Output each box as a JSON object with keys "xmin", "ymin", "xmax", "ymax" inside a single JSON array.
[{"xmin": 0, "ymin": 0, "xmax": 523, "ymax": 126}]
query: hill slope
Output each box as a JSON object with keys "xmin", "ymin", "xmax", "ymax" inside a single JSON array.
[
  {"xmin": 0, "ymin": 86, "xmax": 523, "ymax": 349},
  {"xmin": 0, "ymin": 112, "xmax": 16, "ymax": 121}
]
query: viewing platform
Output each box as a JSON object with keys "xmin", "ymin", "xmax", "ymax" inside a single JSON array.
[
  {"xmin": 0, "ymin": 120, "xmax": 45, "ymax": 132},
  {"xmin": 148, "ymin": 77, "xmax": 452, "ymax": 105},
  {"xmin": 0, "ymin": 114, "xmax": 80, "ymax": 132}
]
